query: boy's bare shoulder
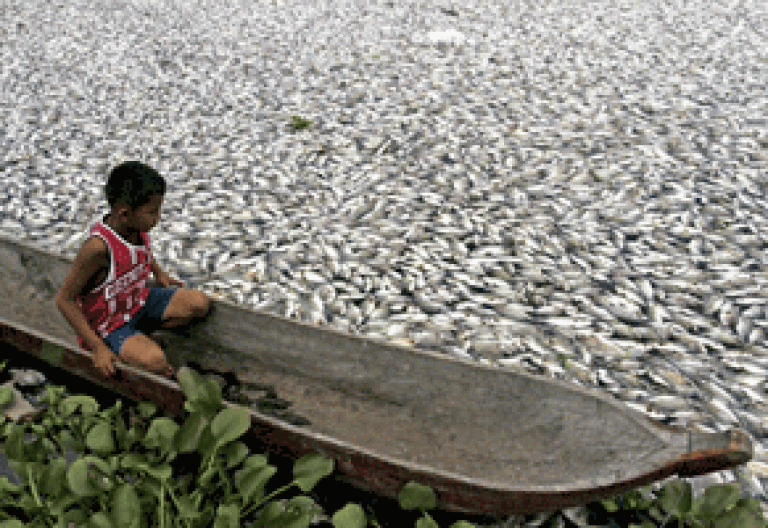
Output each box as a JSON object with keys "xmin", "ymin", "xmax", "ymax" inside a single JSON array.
[
  {"xmin": 74, "ymin": 236, "xmax": 109, "ymax": 266},
  {"xmin": 56, "ymin": 237, "xmax": 109, "ymax": 301},
  {"xmin": 80, "ymin": 235, "xmax": 108, "ymax": 255}
]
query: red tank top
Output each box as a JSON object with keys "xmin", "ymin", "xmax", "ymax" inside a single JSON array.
[{"xmin": 76, "ymin": 215, "xmax": 153, "ymax": 350}]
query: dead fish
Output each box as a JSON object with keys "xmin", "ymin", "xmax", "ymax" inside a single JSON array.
[
  {"xmin": 638, "ymin": 278, "xmax": 653, "ymax": 303},
  {"xmin": 703, "ymin": 295, "xmax": 724, "ymax": 316},
  {"xmin": 736, "ymin": 316, "xmax": 753, "ymax": 341}
]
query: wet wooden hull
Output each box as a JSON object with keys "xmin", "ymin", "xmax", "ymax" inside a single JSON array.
[{"xmin": 0, "ymin": 234, "xmax": 753, "ymax": 516}]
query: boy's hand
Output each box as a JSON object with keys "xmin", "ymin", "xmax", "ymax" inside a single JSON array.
[
  {"xmin": 94, "ymin": 345, "xmax": 118, "ymax": 377},
  {"xmin": 157, "ymin": 272, "xmax": 184, "ymax": 288}
]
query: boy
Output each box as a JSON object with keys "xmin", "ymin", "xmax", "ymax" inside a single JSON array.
[{"xmin": 56, "ymin": 161, "xmax": 212, "ymax": 378}]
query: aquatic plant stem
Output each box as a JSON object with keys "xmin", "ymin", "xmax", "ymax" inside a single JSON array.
[
  {"xmin": 366, "ymin": 504, "xmax": 383, "ymax": 527},
  {"xmin": 160, "ymin": 482, "xmax": 166, "ymax": 528},
  {"xmin": 166, "ymin": 483, "xmax": 186, "ymax": 519},
  {"xmin": 241, "ymin": 482, "xmax": 297, "ymax": 518},
  {"xmin": 218, "ymin": 463, "xmax": 232, "ymax": 497},
  {"xmin": 27, "ymin": 465, "xmax": 43, "ymax": 508}
]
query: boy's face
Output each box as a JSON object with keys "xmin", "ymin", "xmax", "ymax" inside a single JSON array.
[{"xmin": 117, "ymin": 194, "xmax": 163, "ymax": 233}]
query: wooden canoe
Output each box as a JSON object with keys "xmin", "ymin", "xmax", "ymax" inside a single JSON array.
[{"xmin": 0, "ymin": 234, "xmax": 753, "ymax": 517}]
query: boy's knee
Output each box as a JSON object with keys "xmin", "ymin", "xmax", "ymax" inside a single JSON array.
[
  {"xmin": 147, "ymin": 351, "xmax": 169, "ymax": 371},
  {"xmin": 136, "ymin": 348, "xmax": 167, "ymax": 372},
  {"xmin": 121, "ymin": 334, "xmax": 168, "ymax": 373},
  {"xmin": 193, "ymin": 291, "xmax": 212, "ymax": 317}
]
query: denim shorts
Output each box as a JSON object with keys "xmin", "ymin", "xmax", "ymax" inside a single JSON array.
[{"xmin": 102, "ymin": 288, "xmax": 177, "ymax": 355}]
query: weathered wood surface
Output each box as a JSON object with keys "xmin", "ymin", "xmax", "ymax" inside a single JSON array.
[{"xmin": 0, "ymin": 234, "xmax": 753, "ymax": 516}]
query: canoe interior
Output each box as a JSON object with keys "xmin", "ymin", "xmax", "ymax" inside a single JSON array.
[{"xmin": 0, "ymin": 234, "xmax": 752, "ymax": 515}]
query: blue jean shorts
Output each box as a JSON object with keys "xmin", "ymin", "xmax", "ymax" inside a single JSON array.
[{"xmin": 102, "ymin": 288, "xmax": 177, "ymax": 355}]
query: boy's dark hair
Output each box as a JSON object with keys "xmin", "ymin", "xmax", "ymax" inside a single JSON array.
[{"xmin": 105, "ymin": 161, "xmax": 166, "ymax": 211}]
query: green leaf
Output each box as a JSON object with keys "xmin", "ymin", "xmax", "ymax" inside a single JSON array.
[
  {"xmin": 221, "ymin": 441, "xmax": 250, "ymax": 468},
  {"xmin": 8, "ymin": 460, "xmax": 24, "ymax": 481},
  {"xmin": 48, "ymin": 493, "xmax": 82, "ymax": 517},
  {"xmin": 178, "ymin": 366, "xmax": 204, "ymax": 400},
  {"xmin": 448, "ymin": 522, "xmax": 477, "ymax": 528},
  {"xmin": 120, "ymin": 454, "xmax": 172, "ymax": 482},
  {"xmin": 87, "ymin": 422, "xmax": 116, "ymax": 454},
  {"xmin": 658, "ymin": 479, "xmax": 692, "ymax": 516},
  {"xmin": 40, "ymin": 457, "xmax": 67, "ymax": 497},
  {"xmin": 331, "ymin": 503, "xmax": 366, "ymax": 528},
  {"xmin": 197, "ymin": 417, "xmax": 217, "ymax": 459},
  {"xmin": 254, "ymin": 501, "xmax": 286, "ymax": 528},
  {"xmin": 213, "ymin": 503, "xmax": 240, "ymax": 528},
  {"xmin": 141, "ymin": 478, "xmax": 162, "ymax": 498},
  {"xmin": 86, "ymin": 461, "xmax": 115, "ymax": 493},
  {"xmin": 261, "ymin": 496, "xmax": 318, "ymax": 528},
  {"xmin": 235, "ymin": 464, "xmax": 277, "ymax": 503},
  {"xmin": 201, "ymin": 377, "xmax": 224, "ymax": 406},
  {"xmin": 119, "ymin": 424, "xmax": 136, "ymax": 453},
  {"xmin": 285, "ymin": 494, "xmax": 319, "ymax": 522},
  {"xmin": 293, "ymin": 454, "xmax": 334, "ymax": 492},
  {"xmin": 0, "ymin": 521, "xmax": 26, "ymax": 528},
  {"xmin": 698, "ymin": 484, "xmax": 741, "ymax": 519},
  {"xmin": 0, "ymin": 476, "xmax": 20, "ymax": 495},
  {"xmin": 124, "ymin": 426, "xmax": 141, "ymax": 449},
  {"xmin": 88, "ymin": 512, "xmax": 114, "ymax": 528},
  {"xmin": 198, "ymin": 464, "xmax": 218, "ymax": 488},
  {"xmin": 623, "ymin": 489, "xmax": 649, "ymax": 509},
  {"xmin": 291, "ymin": 116, "xmax": 312, "ymax": 130},
  {"xmin": 184, "ymin": 397, "xmax": 222, "ymax": 418},
  {"xmin": 3, "ymin": 424, "xmax": 25, "ymax": 460},
  {"xmin": 137, "ymin": 401, "xmax": 157, "ymax": 419},
  {"xmin": 68, "ymin": 456, "xmax": 108, "ymax": 497},
  {"xmin": 111, "ymin": 484, "xmax": 140, "ymax": 528},
  {"xmin": 60, "ymin": 395, "xmax": 99, "ymax": 416},
  {"xmin": 244, "ymin": 454, "xmax": 269, "ymax": 469},
  {"xmin": 144, "ymin": 417, "xmax": 179, "ymax": 451},
  {"xmin": 63, "ymin": 508, "xmax": 91, "ymax": 527},
  {"xmin": 176, "ymin": 494, "xmax": 202, "ymax": 521},
  {"xmin": 286, "ymin": 495, "xmax": 318, "ymax": 511},
  {"xmin": 734, "ymin": 497, "xmax": 768, "ymax": 518},
  {"xmin": 18, "ymin": 494, "xmax": 42, "ymax": 513},
  {"xmin": 143, "ymin": 463, "xmax": 173, "ymax": 482},
  {"xmin": 0, "ymin": 387, "xmax": 13, "ymax": 409},
  {"xmin": 647, "ymin": 504, "xmax": 665, "ymax": 522},
  {"xmin": 283, "ymin": 511, "xmax": 316, "ymax": 528},
  {"xmin": 416, "ymin": 513, "xmax": 440, "ymax": 528},
  {"xmin": 175, "ymin": 413, "xmax": 208, "ymax": 454},
  {"xmin": 600, "ymin": 497, "xmax": 620, "ymax": 513},
  {"xmin": 119, "ymin": 453, "xmax": 145, "ymax": 471},
  {"xmin": 690, "ymin": 494, "xmax": 706, "ymax": 516},
  {"xmin": 210, "ymin": 407, "xmax": 251, "ymax": 448},
  {"xmin": 713, "ymin": 503, "xmax": 767, "ymax": 528},
  {"xmin": 398, "ymin": 482, "xmax": 436, "ymax": 510}
]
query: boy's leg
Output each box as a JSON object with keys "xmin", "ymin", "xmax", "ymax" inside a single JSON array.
[
  {"xmin": 119, "ymin": 333, "xmax": 171, "ymax": 375},
  {"xmin": 158, "ymin": 289, "xmax": 212, "ymax": 329},
  {"xmin": 116, "ymin": 289, "xmax": 211, "ymax": 377},
  {"xmin": 146, "ymin": 333, "xmax": 174, "ymax": 377}
]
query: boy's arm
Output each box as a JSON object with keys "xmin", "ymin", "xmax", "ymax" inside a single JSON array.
[
  {"xmin": 150, "ymin": 250, "xmax": 185, "ymax": 288},
  {"xmin": 55, "ymin": 239, "xmax": 112, "ymax": 354},
  {"xmin": 150, "ymin": 254, "xmax": 165, "ymax": 282}
]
